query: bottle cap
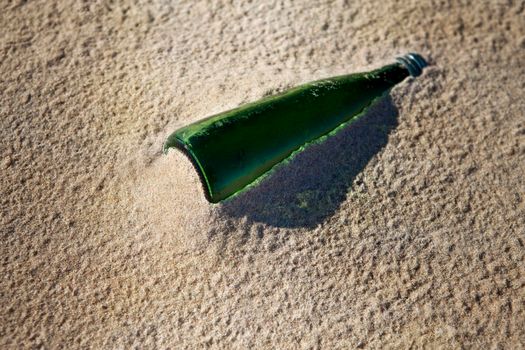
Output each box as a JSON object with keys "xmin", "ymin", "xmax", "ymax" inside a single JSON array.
[{"xmin": 396, "ymin": 53, "xmax": 428, "ymax": 77}]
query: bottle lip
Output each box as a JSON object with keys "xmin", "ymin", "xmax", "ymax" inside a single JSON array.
[{"xmin": 396, "ymin": 53, "xmax": 428, "ymax": 77}]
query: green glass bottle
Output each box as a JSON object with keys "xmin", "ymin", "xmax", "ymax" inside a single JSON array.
[{"xmin": 164, "ymin": 53, "xmax": 427, "ymax": 203}]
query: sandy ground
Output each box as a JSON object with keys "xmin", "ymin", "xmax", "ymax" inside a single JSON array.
[{"xmin": 1, "ymin": 0, "xmax": 525, "ymax": 348}]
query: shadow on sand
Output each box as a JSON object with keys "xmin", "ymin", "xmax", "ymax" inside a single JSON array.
[{"xmin": 217, "ymin": 95, "xmax": 399, "ymax": 228}]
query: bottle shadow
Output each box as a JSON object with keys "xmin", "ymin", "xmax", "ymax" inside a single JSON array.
[{"xmin": 217, "ymin": 95, "xmax": 399, "ymax": 228}]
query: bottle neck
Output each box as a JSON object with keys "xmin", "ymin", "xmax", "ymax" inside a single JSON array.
[
  {"xmin": 368, "ymin": 63, "xmax": 411, "ymax": 87},
  {"xmin": 395, "ymin": 53, "xmax": 428, "ymax": 77},
  {"xmin": 362, "ymin": 53, "xmax": 427, "ymax": 87}
]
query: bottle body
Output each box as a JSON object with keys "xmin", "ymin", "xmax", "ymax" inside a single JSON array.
[{"xmin": 165, "ymin": 58, "xmax": 423, "ymax": 203}]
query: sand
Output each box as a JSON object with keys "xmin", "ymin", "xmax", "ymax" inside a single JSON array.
[{"xmin": 1, "ymin": 0, "xmax": 524, "ymax": 348}]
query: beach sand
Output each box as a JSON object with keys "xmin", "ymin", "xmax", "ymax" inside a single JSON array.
[{"xmin": 1, "ymin": 0, "xmax": 524, "ymax": 348}]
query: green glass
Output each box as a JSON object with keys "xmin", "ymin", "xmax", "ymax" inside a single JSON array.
[{"xmin": 164, "ymin": 53, "xmax": 427, "ymax": 203}]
